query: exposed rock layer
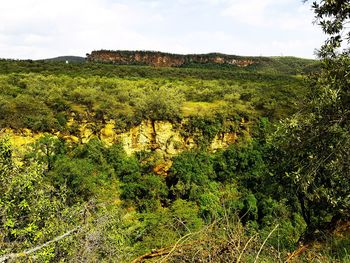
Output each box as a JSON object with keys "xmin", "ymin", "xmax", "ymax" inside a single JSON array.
[
  {"xmin": 86, "ymin": 50, "xmax": 255, "ymax": 67},
  {"xmin": 1, "ymin": 119, "xmax": 238, "ymax": 157}
]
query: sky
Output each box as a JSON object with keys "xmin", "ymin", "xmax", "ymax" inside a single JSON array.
[{"xmin": 0, "ymin": 0, "xmax": 326, "ymax": 59}]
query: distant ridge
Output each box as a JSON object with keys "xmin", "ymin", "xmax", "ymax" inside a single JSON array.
[
  {"xmin": 40, "ymin": 56, "xmax": 85, "ymax": 63},
  {"xmin": 86, "ymin": 50, "xmax": 255, "ymax": 67},
  {"xmin": 85, "ymin": 49, "xmax": 319, "ymax": 74},
  {"xmin": 9, "ymin": 50, "xmax": 319, "ymax": 75}
]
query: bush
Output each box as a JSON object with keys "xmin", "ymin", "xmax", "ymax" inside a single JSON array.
[
  {"xmin": 121, "ymin": 173, "xmax": 168, "ymax": 212},
  {"xmin": 135, "ymin": 87, "xmax": 185, "ymax": 121},
  {"xmin": 168, "ymin": 151, "xmax": 215, "ymax": 200}
]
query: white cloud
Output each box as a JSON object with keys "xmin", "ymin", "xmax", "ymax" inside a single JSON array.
[
  {"xmin": 271, "ymin": 39, "xmax": 322, "ymax": 57},
  {"xmin": 222, "ymin": 0, "xmax": 275, "ymax": 26},
  {"xmin": 0, "ymin": 0, "xmax": 166, "ymax": 59},
  {"xmin": 0, "ymin": 0, "xmax": 325, "ymax": 59},
  {"xmin": 221, "ymin": 0, "xmax": 315, "ymax": 31}
]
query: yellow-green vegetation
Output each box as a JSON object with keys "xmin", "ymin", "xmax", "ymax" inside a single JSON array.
[
  {"xmin": 0, "ymin": 60, "xmax": 308, "ymax": 135},
  {"xmin": 182, "ymin": 101, "xmax": 229, "ymax": 116},
  {"xmin": 1, "ymin": 5, "xmax": 350, "ymax": 260}
]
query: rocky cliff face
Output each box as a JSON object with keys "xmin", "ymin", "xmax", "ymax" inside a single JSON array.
[
  {"xmin": 1, "ymin": 118, "xmax": 243, "ymax": 174},
  {"xmin": 86, "ymin": 50, "xmax": 255, "ymax": 67},
  {"xmin": 1, "ymin": 119, "xmax": 238, "ymax": 157}
]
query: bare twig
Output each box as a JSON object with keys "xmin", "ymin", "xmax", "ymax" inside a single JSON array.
[
  {"xmin": 285, "ymin": 244, "xmax": 310, "ymax": 262},
  {"xmin": 237, "ymin": 234, "xmax": 258, "ymax": 263},
  {"xmin": 132, "ymin": 241, "xmax": 206, "ymax": 263},
  {"xmin": 158, "ymin": 232, "xmax": 193, "ymax": 263},
  {"xmin": 254, "ymin": 224, "xmax": 279, "ymax": 263},
  {"xmin": 0, "ymin": 227, "xmax": 80, "ymax": 263}
]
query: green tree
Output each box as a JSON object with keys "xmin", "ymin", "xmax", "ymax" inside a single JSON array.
[
  {"xmin": 310, "ymin": 0, "xmax": 350, "ymax": 57},
  {"xmin": 136, "ymin": 199, "xmax": 203, "ymax": 252},
  {"xmin": 27, "ymin": 134, "xmax": 65, "ymax": 172},
  {"xmin": 273, "ymin": 1, "xmax": 350, "ymax": 233},
  {"xmin": 49, "ymin": 157, "xmax": 101, "ymax": 203},
  {"xmin": 121, "ymin": 173, "xmax": 168, "ymax": 212},
  {"xmin": 0, "ymin": 139, "xmax": 82, "ymax": 261},
  {"xmin": 168, "ymin": 151, "xmax": 215, "ymax": 201},
  {"xmin": 135, "ymin": 87, "xmax": 185, "ymax": 121}
]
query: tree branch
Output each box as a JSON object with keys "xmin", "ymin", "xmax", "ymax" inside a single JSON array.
[
  {"xmin": 0, "ymin": 227, "xmax": 80, "ymax": 263},
  {"xmin": 254, "ymin": 224, "xmax": 279, "ymax": 263}
]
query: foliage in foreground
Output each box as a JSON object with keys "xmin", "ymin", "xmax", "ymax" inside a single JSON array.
[{"xmin": 1, "ymin": 112, "xmax": 349, "ymax": 262}]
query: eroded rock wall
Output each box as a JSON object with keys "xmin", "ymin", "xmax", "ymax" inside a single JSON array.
[
  {"xmin": 1, "ymin": 119, "xmax": 239, "ymax": 158},
  {"xmin": 86, "ymin": 50, "xmax": 255, "ymax": 67}
]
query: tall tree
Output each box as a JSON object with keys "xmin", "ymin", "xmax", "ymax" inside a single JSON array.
[{"xmin": 273, "ymin": 1, "xmax": 350, "ymax": 232}]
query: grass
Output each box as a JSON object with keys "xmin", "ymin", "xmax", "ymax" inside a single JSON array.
[{"xmin": 182, "ymin": 101, "xmax": 228, "ymax": 117}]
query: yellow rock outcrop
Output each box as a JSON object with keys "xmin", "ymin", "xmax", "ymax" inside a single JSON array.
[{"xmin": 0, "ymin": 119, "xmax": 240, "ymax": 158}]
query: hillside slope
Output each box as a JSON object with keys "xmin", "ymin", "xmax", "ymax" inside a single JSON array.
[{"xmin": 40, "ymin": 56, "xmax": 85, "ymax": 63}]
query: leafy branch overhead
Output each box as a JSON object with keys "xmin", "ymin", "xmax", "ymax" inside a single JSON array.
[{"xmin": 309, "ymin": 0, "xmax": 350, "ymax": 56}]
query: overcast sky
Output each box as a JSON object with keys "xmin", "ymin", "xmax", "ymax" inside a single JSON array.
[{"xmin": 0, "ymin": 0, "xmax": 325, "ymax": 59}]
